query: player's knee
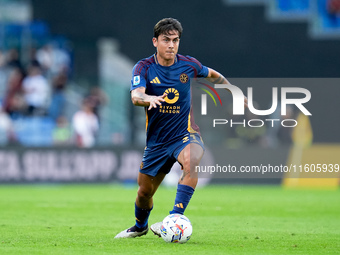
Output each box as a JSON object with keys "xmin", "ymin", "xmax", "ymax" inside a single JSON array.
[
  {"xmin": 191, "ymin": 153, "xmax": 202, "ymax": 166},
  {"xmin": 137, "ymin": 187, "xmax": 153, "ymax": 200},
  {"xmin": 182, "ymin": 154, "xmax": 201, "ymax": 170}
]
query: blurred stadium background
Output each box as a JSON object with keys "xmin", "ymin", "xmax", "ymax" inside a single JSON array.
[{"xmin": 0, "ymin": 0, "xmax": 339, "ymax": 187}]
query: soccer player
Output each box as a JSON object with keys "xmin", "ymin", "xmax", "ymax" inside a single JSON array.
[{"xmin": 115, "ymin": 17, "xmax": 241, "ymax": 238}]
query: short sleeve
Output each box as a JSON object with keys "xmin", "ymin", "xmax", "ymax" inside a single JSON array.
[
  {"xmin": 185, "ymin": 55, "xmax": 209, "ymax": 78},
  {"xmin": 197, "ymin": 65, "xmax": 209, "ymax": 78},
  {"xmin": 130, "ymin": 62, "xmax": 147, "ymax": 91}
]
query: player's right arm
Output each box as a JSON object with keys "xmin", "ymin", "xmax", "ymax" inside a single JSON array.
[{"xmin": 131, "ymin": 87, "xmax": 167, "ymax": 110}]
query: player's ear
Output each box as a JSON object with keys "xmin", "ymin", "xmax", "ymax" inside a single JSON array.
[{"xmin": 152, "ymin": 37, "xmax": 158, "ymax": 47}]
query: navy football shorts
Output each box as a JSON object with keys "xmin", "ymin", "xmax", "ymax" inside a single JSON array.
[{"xmin": 139, "ymin": 133, "xmax": 204, "ymax": 177}]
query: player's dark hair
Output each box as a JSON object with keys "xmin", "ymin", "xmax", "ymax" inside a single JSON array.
[{"xmin": 154, "ymin": 18, "xmax": 183, "ymax": 38}]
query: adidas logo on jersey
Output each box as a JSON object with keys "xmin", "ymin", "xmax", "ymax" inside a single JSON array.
[{"xmin": 150, "ymin": 77, "xmax": 161, "ymax": 84}]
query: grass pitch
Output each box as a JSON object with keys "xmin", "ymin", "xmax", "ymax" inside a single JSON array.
[{"xmin": 0, "ymin": 184, "xmax": 339, "ymax": 254}]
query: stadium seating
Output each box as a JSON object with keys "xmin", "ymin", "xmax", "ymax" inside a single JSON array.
[
  {"xmin": 225, "ymin": 0, "xmax": 340, "ymax": 39},
  {"xmin": 14, "ymin": 117, "xmax": 55, "ymax": 146},
  {"xmin": 0, "ymin": 2, "xmax": 74, "ymax": 147}
]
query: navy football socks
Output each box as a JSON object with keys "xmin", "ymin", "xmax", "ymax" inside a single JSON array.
[
  {"xmin": 134, "ymin": 184, "xmax": 194, "ymax": 230},
  {"xmin": 135, "ymin": 203, "xmax": 152, "ymax": 230},
  {"xmin": 169, "ymin": 184, "xmax": 195, "ymax": 215}
]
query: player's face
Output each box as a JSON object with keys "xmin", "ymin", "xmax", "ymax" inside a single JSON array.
[{"xmin": 153, "ymin": 31, "xmax": 180, "ymax": 66}]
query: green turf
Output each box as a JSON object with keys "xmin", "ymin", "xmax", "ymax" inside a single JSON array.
[{"xmin": 0, "ymin": 184, "xmax": 339, "ymax": 254}]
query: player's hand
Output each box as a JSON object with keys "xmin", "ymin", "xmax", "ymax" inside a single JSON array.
[{"xmin": 148, "ymin": 93, "xmax": 167, "ymax": 110}]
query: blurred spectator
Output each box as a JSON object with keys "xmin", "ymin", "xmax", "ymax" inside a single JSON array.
[
  {"xmin": 0, "ymin": 107, "xmax": 16, "ymax": 144},
  {"xmin": 322, "ymin": 0, "xmax": 340, "ymax": 28},
  {"xmin": 29, "ymin": 47, "xmax": 38, "ymax": 63},
  {"xmin": 6, "ymin": 48, "xmax": 23, "ymax": 70},
  {"xmin": 328, "ymin": 0, "xmax": 340, "ymax": 14},
  {"xmin": 225, "ymin": 101, "xmax": 266, "ymax": 147},
  {"xmin": 0, "ymin": 50, "xmax": 6, "ymax": 67},
  {"xmin": 277, "ymin": 105, "xmax": 295, "ymax": 144},
  {"xmin": 234, "ymin": 106, "xmax": 267, "ymax": 146},
  {"xmin": 36, "ymin": 43, "xmax": 71, "ymax": 78},
  {"xmin": 48, "ymin": 72, "xmax": 68, "ymax": 120},
  {"xmin": 85, "ymin": 86, "xmax": 108, "ymax": 121},
  {"xmin": 0, "ymin": 50, "xmax": 7, "ymax": 97},
  {"xmin": 263, "ymin": 104, "xmax": 296, "ymax": 147},
  {"xmin": 51, "ymin": 46, "xmax": 71, "ymax": 76},
  {"xmin": 22, "ymin": 61, "xmax": 50, "ymax": 116},
  {"xmin": 35, "ymin": 44, "xmax": 53, "ymax": 76},
  {"xmin": 72, "ymin": 98, "xmax": 99, "ymax": 148},
  {"xmin": 53, "ymin": 116, "xmax": 71, "ymax": 145},
  {"xmin": 2, "ymin": 67, "xmax": 26, "ymax": 118}
]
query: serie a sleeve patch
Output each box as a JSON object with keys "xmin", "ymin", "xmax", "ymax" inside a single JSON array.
[{"xmin": 133, "ymin": 75, "xmax": 140, "ymax": 86}]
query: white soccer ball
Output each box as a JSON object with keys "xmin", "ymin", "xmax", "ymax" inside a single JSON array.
[{"xmin": 160, "ymin": 214, "xmax": 193, "ymax": 243}]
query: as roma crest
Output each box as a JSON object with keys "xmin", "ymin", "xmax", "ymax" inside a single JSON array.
[{"xmin": 180, "ymin": 73, "xmax": 189, "ymax": 83}]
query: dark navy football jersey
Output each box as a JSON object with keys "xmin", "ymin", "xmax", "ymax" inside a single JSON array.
[{"xmin": 131, "ymin": 53, "xmax": 209, "ymax": 147}]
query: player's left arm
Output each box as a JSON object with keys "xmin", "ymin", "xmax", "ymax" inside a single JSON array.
[{"xmin": 206, "ymin": 68, "xmax": 248, "ymax": 108}]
